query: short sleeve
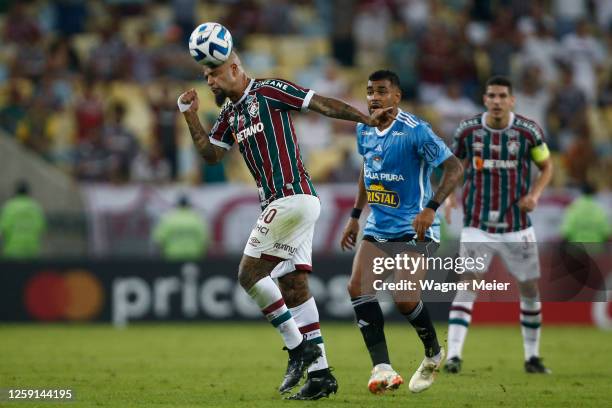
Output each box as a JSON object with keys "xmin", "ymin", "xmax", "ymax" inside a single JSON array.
[
  {"xmin": 258, "ymin": 79, "xmax": 315, "ymax": 112},
  {"xmin": 452, "ymin": 123, "xmax": 468, "ymax": 159},
  {"xmin": 209, "ymin": 105, "xmax": 235, "ymax": 150},
  {"xmin": 415, "ymin": 124, "xmax": 453, "ymax": 167},
  {"xmin": 526, "ymin": 120, "xmax": 550, "ymax": 163},
  {"xmin": 355, "ymin": 123, "xmax": 365, "ymax": 156},
  {"xmin": 527, "ymin": 121, "xmax": 546, "ymax": 147}
]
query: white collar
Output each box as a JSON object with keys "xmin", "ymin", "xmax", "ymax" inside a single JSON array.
[
  {"xmin": 374, "ymin": 108, "xmax": 402, "ymax": 137},
  {"xmin": 233, "ymin": 78, "xmax": 255, "ymax": 106},
  {"xmin": 481, "ymin": 111, "xmax": 515, "ymax": 132}
]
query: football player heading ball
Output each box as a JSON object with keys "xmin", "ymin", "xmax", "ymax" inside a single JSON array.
[{"xmin": 179, "ymin": 23, "xmax": 393, "ymax": 400}]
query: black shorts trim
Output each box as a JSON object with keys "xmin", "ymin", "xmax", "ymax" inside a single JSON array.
[{"xmin": 362, "ymin": 234, "xmax": 439, "ymax": 256}]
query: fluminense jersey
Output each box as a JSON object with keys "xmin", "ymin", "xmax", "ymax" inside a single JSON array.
[
  {"xmin": 356, "ymin": 109, "xmax": 452, "ymax": 241},
  {"xmin": 209, "ymin": 78, "xmax": 317, "ymax": 207},
  {"xmin": 452, "ymin": 112, "xmax": 546, "ymax": 233}
]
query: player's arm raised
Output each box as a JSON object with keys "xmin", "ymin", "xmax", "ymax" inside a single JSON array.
[
  {"xmin": 179, "ymin": 89, "xmax": 227, "ymax": 164},
  {"xmin": 308, "ymin": 94, "xmax": 393, "ymax": 127},
  {"xmin": 341, "ymin": 162, "xmax": 367, "ymax": 251},
  {"xmin": 413, "ymin": 155, "xmax": 464, "ymax": 240}
]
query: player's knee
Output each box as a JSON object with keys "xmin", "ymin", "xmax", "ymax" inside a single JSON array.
[
  {"xmin": 237, "ymin": 262, "xmax": 251, "ymax": 289},
  {"xmin": 279, "ymin": 272, "xmax": 310, "ymax": 307},
  {"xmin": 238, "ymin": 256, "xmax": 266, "ymax": 290},
  {"xmin": 347, "ymin": 277, "xmax": 362, "ymax": 299},
  {"xmin": 394, "ymin": 300, "xmax": 419, "ymax": 314},
  {"xmin": 518, "ymin": 279, "xmax": 539, "ymax": 298}
]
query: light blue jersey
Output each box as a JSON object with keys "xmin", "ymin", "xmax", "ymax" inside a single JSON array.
[{"xmin": 356, "ymin": 109, "xmax": 452, "ymax": 241}]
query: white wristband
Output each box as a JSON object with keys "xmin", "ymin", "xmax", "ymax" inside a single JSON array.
[{"xmin": 177, "ymin": 94, "xmax": 193, "ymax": 113}]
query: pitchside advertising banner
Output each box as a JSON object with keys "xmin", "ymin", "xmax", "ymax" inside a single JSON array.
[
  {"xmin": 1, "ymin": 245, "xmax": 610, "ymax": 328},
  {"xmin": 81, "ymin": 184, "xmax": 612, "ymax": 255}
]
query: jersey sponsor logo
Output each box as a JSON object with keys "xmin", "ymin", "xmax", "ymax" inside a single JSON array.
[
  {"xmin": 473, "ymin": 129, "xmax": 487, "ymax": 138},
  {"xmin": 391, "ymin": 131, "xmax": 404, "ymax": 136},
  {"xmin": 484, "ymin": 210, "xmax": 509, "ymax": 229},
  {"xmin": 472, "ymin": 141, "xmax": 484, "ymax": 151},
  {"xmin": 255, "ymin": 223, "xmax": 269, "ymax": 235},
  {"xmin": 473, "ymin": 157, "xmax": 518, "ymax": 170},
  {"xmin": 246, "ymin": 95, "xmax": 259, "ymax": 117},
  {"xmin": 364, "ymin": 169, "xmax": 405, "ymax": 182},
  {"xmin": 505, "ymin": 129, "xmax": 519, "ymax": 139},
  {"xmin": 361, "ymin": 130, "xmax": 374, "ymax": 136},
  {"xmin": 366, "ymin": 183, "xmax": 400, "ymax": 208},
  {"xmin": 262, "ymin": 79, "xmax": 288, "ymax": 91},
  {"xmin": 515, "ymin": 118, "xmax": 540, "ymax": 136},
  {"xmin": 236, "ymin": 122, "xmax": 264, "ymax": 143},
  {"xmin": 273, "ymin": 242, "xmax": 297, "ymax": 255}
]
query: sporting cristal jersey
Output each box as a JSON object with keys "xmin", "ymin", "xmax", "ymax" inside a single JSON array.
[
  {"xmin": 452, "ymin": 112, "xmax": 546, "ymax": 233},
  {"xmin": 209, "ymin": 78, "xmax": 317, "ymax": 208},
  {"xmin": 356, "ymin": 109, "xmax": 452, "ymax": 241}
]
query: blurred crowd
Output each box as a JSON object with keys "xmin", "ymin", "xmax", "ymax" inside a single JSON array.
[{"xmin": 0, "ymin": 0, "xmax": 610, "ymax": 189}]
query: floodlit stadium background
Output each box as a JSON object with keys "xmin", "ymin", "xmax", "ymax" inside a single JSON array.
[{"xmin": 0, "ymin": 1, "xmax": 610, "ymax": 324}]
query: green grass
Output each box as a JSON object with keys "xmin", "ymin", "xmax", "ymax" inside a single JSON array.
[{"xmin": 1, "ymin": 323, "xmax": 611, "ymax": 407}]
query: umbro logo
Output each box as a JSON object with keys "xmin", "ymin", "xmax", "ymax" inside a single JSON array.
[{"xmin": 249, "ymin": 237, "xmax": 261, "ymax": 246}]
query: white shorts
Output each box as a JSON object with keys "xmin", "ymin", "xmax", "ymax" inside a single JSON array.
[
  {"xmin": 243, "ymin": 194, "xmax": 320, "ymax": 279},
  {"xmin": 459, "ymin": 226, "xmax": 540, "ymax": 282}
]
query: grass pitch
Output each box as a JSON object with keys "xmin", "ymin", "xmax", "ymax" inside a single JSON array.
[{"xmin": 1, "ymin": 322, "xmax": 611, "ymax": 407}]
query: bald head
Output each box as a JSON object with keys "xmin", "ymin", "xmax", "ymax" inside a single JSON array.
[
  {"xmin": 203, "ymin": 51, "xmax": 249, "ymax": 106},
  {"xmin": 226, "ymin": 51, "xmax": 242, "ymax": 67}
]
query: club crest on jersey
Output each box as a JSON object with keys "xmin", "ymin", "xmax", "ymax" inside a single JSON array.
[
  {"xmin": 370, "ymin": 155, "xmax": 383, "ymax": 172},
  {"xmin": 366, "ymin": 183, "xmax": 399, "ymax": 208},
  {"xmin": 507, "ymin": 140, "xmax": 520, "ymax": 155},
  {"xmin": 246, "ymin": 95, "xmax": 259, "ymax": 117}
]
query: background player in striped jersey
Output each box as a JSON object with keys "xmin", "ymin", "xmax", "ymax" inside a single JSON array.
[
  {"xmin": 340, "ymin": 70, "xmax": 463, "ymax": 394},
  {"xmin": 178, "ymin": 52, "xmax": 393, "ymax": 400},
  {"xmin": 444, "ymin": 76, "xmax": 553, "ymax": 374}
]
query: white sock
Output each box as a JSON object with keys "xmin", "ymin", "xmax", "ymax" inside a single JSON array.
[
  {"xmin": 447, "ymin": 290, "xmax": 477, "ymax": 359},
  {"xmin": 520, "ymin": 296, "xmax": 542, "ymax": 361},
  {"xmin": 289, "ymin": 296, "xmax": 329, "ymax": 372},
  {"xmin": 248, "ymin": 276, "xmax": 303, "ymax": 350}
]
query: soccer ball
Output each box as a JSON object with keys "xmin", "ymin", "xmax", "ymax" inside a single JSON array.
[{"xmin": 188, "ymin": 22, "xmax": 233, "ymax": 67}]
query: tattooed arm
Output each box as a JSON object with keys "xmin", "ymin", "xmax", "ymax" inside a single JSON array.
[
  {"xmin": 180, "ymin": 89, "xmax": 226, "ymax": 164},
  {"xmin": 413, "ymin": 154, "xmax": 464, "ymax": 241},
  {"xmin": 308, "ymin": 94, "xmax": 392, "ymax": 126},
  {"xmin": 431, "ymin": 155, "xmax": 464, "ymax": 205}
]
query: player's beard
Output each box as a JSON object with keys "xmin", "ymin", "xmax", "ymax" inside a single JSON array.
[{"xmin": 214, "ymin": 90, "xmax": 228, "ymax": 107}]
